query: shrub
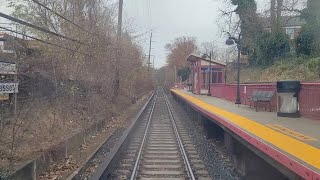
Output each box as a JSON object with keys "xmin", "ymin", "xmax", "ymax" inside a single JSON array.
[
  {"xmin": 254, "ymin": 32, "xmax": 290, "ymax": 66},
  {"xmin": 307, "ymin": 57, "xmax": 320, "ymax": 78},
  {"xmin": 296, "ymin": 28, "xmax": 314, "ymax": 56},
  {"xmin": 177, "ymin": 67, "xmax": 191, "ymax": 82}
]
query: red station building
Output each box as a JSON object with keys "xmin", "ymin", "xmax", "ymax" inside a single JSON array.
[{"xmin": 187, "ymin": 53, "xmax": 226, "ymax": 95}]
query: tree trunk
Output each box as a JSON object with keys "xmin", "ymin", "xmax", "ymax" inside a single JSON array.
[
  {"xmin": 270, "ymin": 0, "xmax": 276, "ymax": 33},
  {"xmin": 276, "ymin": 0, "xmax": 283, "ymax": 32}
]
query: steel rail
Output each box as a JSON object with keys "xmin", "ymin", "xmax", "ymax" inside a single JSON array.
[
  {"xmin": 164, "ymin": 89, "xmax": 196, "ymax": 180},
  {"xmin": 130, "ymin": 91, "xmax": 157, "ymax": 180},
  {"xmin": 86, "ymin": 91, "xmax": 155, "ymax": 180}
]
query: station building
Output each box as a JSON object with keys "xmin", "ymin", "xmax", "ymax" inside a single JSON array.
[{"xmin": 187, "ymin": 53, "xmax": 226, "ymax": 95}]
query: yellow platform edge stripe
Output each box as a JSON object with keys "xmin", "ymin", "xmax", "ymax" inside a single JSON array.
[
  {"xmin": 171, "ymin": 89, "xmax": 320, "ymax": 170},
  {"xmin": 266, "ymin": 124, "xmax": 317, "ymax": 141}
]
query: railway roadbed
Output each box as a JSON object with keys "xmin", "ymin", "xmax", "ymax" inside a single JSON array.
[
  {"xmin": 72, "ymin": 87, "xmax": 240, "ymax": 180},
  {"xmin": 108, "ymin": 88, "xmax": 211, "ymax": 179}
]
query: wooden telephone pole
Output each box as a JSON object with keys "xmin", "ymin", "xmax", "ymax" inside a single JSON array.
[
  {"xmin": 148, "ymin": 32, "xmax": 153, "ymax": 72},
  {"xmin": 114, "ymin": 0, "xmax": 123, "ymax": 98}
]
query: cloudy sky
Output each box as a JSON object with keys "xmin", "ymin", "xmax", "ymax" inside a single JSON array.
[
  {"xmin": 0, "ymin": 0, "xmax": 269, "ymax": 68},
  {"xmin": 123, "ymin": 0, "xmax": 268, "ymax": 68}
]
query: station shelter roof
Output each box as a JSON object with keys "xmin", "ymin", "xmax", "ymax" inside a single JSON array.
[{"xmin": 186, "ymin": 53, "xmax": 226, "ymax": 66}]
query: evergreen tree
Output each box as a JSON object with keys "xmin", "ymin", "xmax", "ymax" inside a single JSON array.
[
  {"xmin": 297, "ymin": 0, "xmax": 320, "ymax": 56},
  {"xmin": 231, "ymin": 0, "xmax": 262, "ymax": 47},
  {"xmin": 230, "ymin": 0, "xmax": 264, "ymax": 65}
]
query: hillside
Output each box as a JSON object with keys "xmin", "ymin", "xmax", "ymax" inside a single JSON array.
[{"xmin": 227, "ymin": 58, "xmax": 320, "ymax": 83}]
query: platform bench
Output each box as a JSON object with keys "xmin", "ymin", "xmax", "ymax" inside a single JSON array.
[{"xmin": 247, "ymin": 91, "xmax": 275, "ymax": 112}]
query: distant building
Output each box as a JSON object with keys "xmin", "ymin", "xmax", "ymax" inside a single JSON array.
[
  {"xmin": 262, "ymin": 16, "xmax": 306, "ymax": 39},
  {"xmin": 0, "ymin": 33, "xmax": 16, "ymax": 53}
]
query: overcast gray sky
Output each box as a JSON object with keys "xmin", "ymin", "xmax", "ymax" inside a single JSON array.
[
  {"xmin": 0, "ymin": 0, "xmax": 269, "ymax": 68},
  {"xmin": 123, "ymin": 0, "xmax": 268, "ymax": 68}
]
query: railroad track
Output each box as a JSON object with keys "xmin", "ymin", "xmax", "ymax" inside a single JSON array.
[{"xmin": 108, "ymin": 88, "xmax": 211, "ymax": 180}]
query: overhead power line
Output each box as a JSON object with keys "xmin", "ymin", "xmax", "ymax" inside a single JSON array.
[
  {"xmin": 0, "ymin": 26, "xmax": 94, "ymax": 57},
  {"xmin": 0, "ymin": 12, "xmax": 85, "ymax": 45},
  {"xmin": 132, "ymin": 29, "xmax": 153, "ymax": 39},
  {"xmin": 29, "ymin": 0, "xmax": 94, "ymax": 35}
]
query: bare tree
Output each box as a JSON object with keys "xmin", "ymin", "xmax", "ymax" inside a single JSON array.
[
  {"xmin": 165, "ymin": 36, "xmax": 198, "ymax": 70},
  {"xmin": 200, "ymin": 41, "xmax": 219, "ymax": 59},
  {"xmin": 0, "ymin": 0, "xmax": 153, "ymax": 173}
]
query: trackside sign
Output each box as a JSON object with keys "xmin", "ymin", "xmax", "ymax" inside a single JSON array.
[{"xmin": 0, "ymin": 83, "xmax": 19, "ymax": 93}]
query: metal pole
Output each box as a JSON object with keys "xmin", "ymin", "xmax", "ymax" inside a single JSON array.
[
  {"xmin": 148, "ymin": 32, "xmax": 152, "ymax": 72},
  {"xmin": 235, "ymin": 34, "xmax": 241, "ymax": 104},
  {"xmin": 208, "ymin": 51, "xmax": 212, "ymax": 96}
]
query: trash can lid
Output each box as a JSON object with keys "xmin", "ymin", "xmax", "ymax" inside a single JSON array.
[{"xmin": 277, "ymin": 80, "xmax": 300, "ymax": 92}]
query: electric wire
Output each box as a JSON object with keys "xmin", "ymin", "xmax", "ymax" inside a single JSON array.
[
  {"xmin": 0, "ymin": 12, "xmax": 85, "ymax": 45},
  {"xmin": 29, "ymin": 0, "xmax": 94, "ymax": 36},
  {"xmin": 0, "ymin": 26, "xmax": 94, "ymax": 58}
]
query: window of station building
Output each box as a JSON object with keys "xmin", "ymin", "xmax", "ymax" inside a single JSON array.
[
  {"xmin": 200, "ymin": 67, "xmax": 223, "ymax": 84},
  {"xmin": 217, "ymin": 72, "xmax": 223, "ymax": 83},
  {"xmin": 202, "ymin": 72, "xmax": 206, "ymax": 85},
  {"xmin": 212, "ymin": 69, "xmax": 223, "ymax": 84}
]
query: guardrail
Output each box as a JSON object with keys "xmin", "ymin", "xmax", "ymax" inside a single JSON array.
[{"xmin": 299, "ymin": 83, "xmax": 320, "ymax": 120}]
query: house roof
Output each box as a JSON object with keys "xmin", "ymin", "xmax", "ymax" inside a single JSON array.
[
  {"xmin": 261, "ymin": 16, "xmax": 306, "ymax": 28},
  {"xmin": 187, "ymin": 53, "xmax": 226, "ymax": 66}
]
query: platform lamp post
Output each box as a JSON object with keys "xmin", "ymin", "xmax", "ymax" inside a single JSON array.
[
  {"xmin": 226, "ymin": 34, "xmax": 241, "ymax": 104},
  {"xmin": 202, "ymin": 51, "xmax": 212, "ymax": 96}
]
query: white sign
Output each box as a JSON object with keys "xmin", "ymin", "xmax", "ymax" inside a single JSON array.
[
  {"xmin": 0, "ymin": 62, "xmax": 16, "ymax": 74},
  {"xmin": 0, "ymin": 83, "xmax": 19, "ymax": 93}
]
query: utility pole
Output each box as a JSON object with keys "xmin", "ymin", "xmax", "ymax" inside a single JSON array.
[
  {"xmin": 114, "ymin": 0, "xmax": 123, "ymax": 98},
  {"xmin": 148, "ymin": 32, "xmax": 153, "ymax": 72},
  {"xmin": 174, "ymin": 65, "xmax": 177, "ymax": 83},
  {"xmin": 117, "ymin": 0, "xmax": 123, "ymax": 41}
]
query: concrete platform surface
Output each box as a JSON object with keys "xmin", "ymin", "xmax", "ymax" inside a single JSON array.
[{"xmin": 171, "ymin": 89, "xmax": 320, "ymax": 179}]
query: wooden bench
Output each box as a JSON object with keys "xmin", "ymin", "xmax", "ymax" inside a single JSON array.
[{"xmin": 247, "ymin": 91, "xmax": 275, "ymax": 112}]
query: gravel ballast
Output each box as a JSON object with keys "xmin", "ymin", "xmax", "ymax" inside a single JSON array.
[{"xmin": 168, "ymin": 94, "xmax": 241, "ymax": 180}]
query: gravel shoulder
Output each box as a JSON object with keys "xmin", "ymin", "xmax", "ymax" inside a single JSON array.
[{"xmin": 168, "ymin": 93, "xmax": 241, "ymax": 180}]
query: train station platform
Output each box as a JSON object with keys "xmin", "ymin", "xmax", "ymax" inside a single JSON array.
[{"xmin": 171, "ymin": 89, "xmax": 320, "ymax": 179}]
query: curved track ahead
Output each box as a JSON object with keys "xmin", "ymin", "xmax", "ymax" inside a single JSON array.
[{"xmin": 109, "ymin": 88, "xmax": 211, "ymax": 180}]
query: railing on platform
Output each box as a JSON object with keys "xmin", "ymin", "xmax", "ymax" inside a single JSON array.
[
  {"xmin": 299, "ymin": 83, "xmax": 320, "ymax": 120},
  {"xmin": 210, "ymin": 82, "xmax": 320, "ymax": 120}
]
